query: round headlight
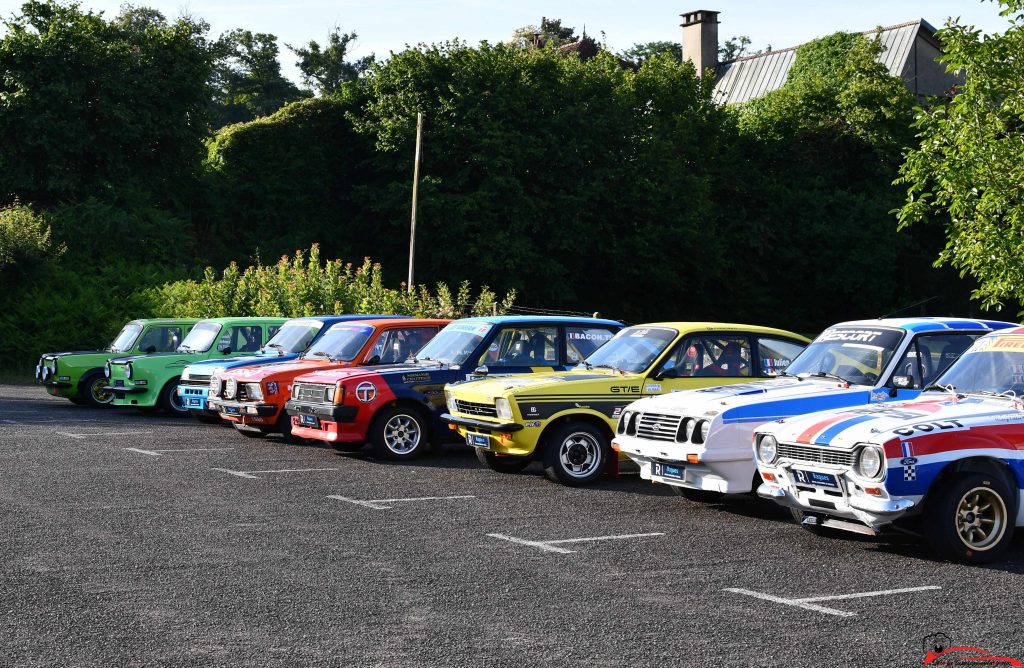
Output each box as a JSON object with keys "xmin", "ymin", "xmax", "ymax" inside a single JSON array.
[
  {"xmin": 210, "ymin": 375, "xmax": 223, "ymax": 398},
  {"xmin": 617, "ymin": 411, "xmax": 632, "ymax": 435},
  {"xmin": 51, "ymin": 359, "xmax": 58, "ymax": 375},
  {"xmin": 125, "ymin": 363, "xmax": 133, "ymax": 380},
  {"xmin": 35, "ymin": 363, "xmax": 41, "ymax": 380},
  {"xmin": 699, "ymin": 419, "xmax": 711, "ymax": 444},
  {"xmin": 856, "ymin": 446, "xmax": 884, "ymax": 479},
  {"xmin": 225, "ymin": 378, "xmax": 237, "ymax": 400},
  {"xmin": 757, "ymin": 434, "xmax": 778, "ymax": 464},
  {"xmin": 41, "ymin": 366, "xmax": 50, "ymax": 381},
  {"xmin": 104, "ymin": 362, "xmax": 111, "ymax": 378},
  {"xmin": 685, "ymin": 419, "xmax": 697, "ymax": 442}
]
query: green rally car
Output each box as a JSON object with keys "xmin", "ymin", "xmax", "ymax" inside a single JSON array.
[
  {"xmin": 105, "ymin": 317, "xmax": 286, "ymax": 415},
  {"xmin": 36, "ymin": 319, "xmax": 199, "ymax": 408}
]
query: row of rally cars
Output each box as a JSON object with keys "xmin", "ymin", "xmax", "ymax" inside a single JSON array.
[{"xmin": 36, "ymin": 314, "xmax": 1024, "ymax": 563}]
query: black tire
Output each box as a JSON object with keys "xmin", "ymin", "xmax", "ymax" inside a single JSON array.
[
  {"xmin": 923, "ymin": 473, "xmax": 1016, "ymax": 564},
  {"xmin": 193, "ymin": 410, "xmax": 222, "ymax": 424},
  {"xmin": 68, "ymin": 397, "xmax": 88, "ymax": 406},
  {"xmin": 371, "ymin": 405, "xmax": 429, "ymax": 461},
  {"xmin": 234, "ymin": 423, "xmax": 269, "ymax": 439},
  {"xmin": 157, "ymin": 379, "xmax": 189, "ymax": 418},
  {"xmin": 78, "ymin": 370, "xmax": 113, "ymax": 408},
  {"xmin": 669, "ymin": 486, "xmax": 725, "ymax": 503},
  {"xmin": 542, "ymin": 421, "xmax": 610, "ymax": 487},
  {"xmin": 476, "ymin": 447, "xmax": 531, "ymax": 473}
]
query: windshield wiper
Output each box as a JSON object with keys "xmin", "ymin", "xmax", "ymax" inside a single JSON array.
[
  {"xmin": 308, "ymin": 351, "xmax": 337, "ymax": 362},
  {"xmin": 178, "ymin": 346, "xmax": 194, "ymax": 353},
  {"xmin": 964, "ymin": 389, "xmax": 1019, "ymax": 401},
  {"xmin": 777, "ymin": 371, "xmax": 801, "ymax": 381},
  {"xmin": 810, "ymin": 371, "xmax": 852, "ymax": 384},
  {"xmin": 578, "ymin": 359, "xmax": 593, "ymax": 370},
  {"xmin": 594, "ymin": 363, "xmax": 620, "ymax": 372},
  {"xmin": 266, "ymin": 343, "xmax": 285, "ymax": 356}
]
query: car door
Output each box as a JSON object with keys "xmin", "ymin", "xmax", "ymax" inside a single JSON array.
[
  {"xmin": 474, "ymin": 324, "xmax": 561, "ymax": 374},
  {"xmin": 644, "ymin": 332, "xmax": 756, "ymax": 394}
]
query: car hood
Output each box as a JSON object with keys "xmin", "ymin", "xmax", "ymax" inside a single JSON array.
[
  {"xmin": 295, "ymin": 361, "xmax": 437, "ymax": 385},
  {"xmin": 226, "ymin": 358, "xmax": 336, "ymax": 382},
  {"xmin": 43, "ymin": 350, "xmax": 105, "ymax": 359},
  {"xmin": 450, "ymin": 368, "xmax": 642, "ymax": 400},
  {"xmin": 624, "ymin": 377, "xmax": 876, "ymax": 420},
  {"xmin": 759, "ymin": 394, "xmax": 1011, "ymax": 448}
]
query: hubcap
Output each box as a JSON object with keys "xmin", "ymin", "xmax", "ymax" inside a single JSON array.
[
  {"xmin": 384, "ymin": 414, "xmax": 421, "ymax": 454},
  {"xmin": 558, "ymin": 432, "xmax": 602, "ymax": 478},
  {"xmin": 169, "ymin": 386, "xmax": 188, "ymax": 413},
  {"xmin": 89, "ymin": 377, "xmax": 113, "ymax": 405},
  {"xmin": 954, "ymin": 487, "xmax": 1006, "ymax": 551}
]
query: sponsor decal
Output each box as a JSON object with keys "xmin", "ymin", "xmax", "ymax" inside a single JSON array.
[
  {"xmin": 612, "ymin": 406, "xmax": 623, "ymax": 418},
  {"xmin": 447, "ymin": 321, "xmax": 492, "ymax": 335},
  {"xmin": 645, "ymin": 383, "xmax": 662, "ymax": 393},
  {"xmin": 761, "ymin": 358, "xmax": 791, "ymax": 375},
  {"xmin": 922, "ymin": 632, "xmax": 1023, "ymax": 666},
  {"xmin": 527, "ymin": 406, "xmax": 539, "ymax": 417},
  {"xmin": 402, "ymin": 372, "xmax": 432, "ymax": 383},
  {"xmin": 610, "ymin": 385, "xmax": 641, "ymax": 394},
  {"xmin": 524, "ymin": 421, "xmax": 541, "ymax": 428},
  {"xmin": 630, "ymin": 329, "xmax": 650, "ymax": 337},
  {"xmin": 892, "ymin": 420, "xmax": 964, "ymax": 437},
  {"xmin": 266, "ymin": 381, "xmax": 279, "ymax": 396},
  {"xmin": 355, "ymin": 382, "xmax": 377, "ymax": 403},
  {"xmin": 992, "ymin": 337, "xmax": 1024, "ymax": 351},
  {"xmin": 870, "ymin": 391, "xmax": 889, "ymax": 403},
  {"xmin": 816, "ymin": 328, "xmax": 886, "ymax": 343},
  {"xmin": 568, "ymin": 331, "xmax": 614, "ymax": 341}
]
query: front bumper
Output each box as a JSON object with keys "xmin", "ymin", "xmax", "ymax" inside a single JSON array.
[
  {"xmin": 614, "ymin": 434, "xmax": 755, "ymax": 494},
  {"xmin": 442, "ymin": 413, "xmax": 535, "ymax": 456},
  {"xmin": 210, "ymin": 398, "xmax": 278, "ymax": 418},
  {"xmin": 178, "ymin": 384, "xmax": 210, "ymax": 410},
  {"xmin": 756, "ymin": 465, "xmax": 915, "ymax": 529},
  {"xmin": 105, "ymin": 384, "xmax": 148, "ymax": 396},
  {"xmin": 285, "ymin": 400, "xmax": 361, "ymax": 443},
  {"xmin": 43, "ymin": 381, "xmax": 73, "ymax": 389}
]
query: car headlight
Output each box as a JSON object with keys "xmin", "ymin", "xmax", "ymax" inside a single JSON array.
[
  {"xmin": 445, "ymin": 389, "xmax": 457, "ymax": 414},
  {"xmin": 51, "ymin": 359, "xmax": 58, "ymax": 375},
  {"xmin": 756, "ymin": 434, "xmax": 778, "ymax": 464},
  {"xmin": 617, "ymin": 411, "xmax": 632, "ymax": 434},
  {"xmin": 104, "ymin": 362, "xmax": 111, "ymax": 378},
  {"xmin": 125, "ymin": 362, "xmax": 133, "ymax": 380},
  {"xmin": 224, "ymin": 378, "xmax": 237, "ymax": 400},
  {"xmin": 855, "ymin": 445, "xmax": 885, "ymax": 479},
  {"xmin": 245, "ymin": 383, "xmax": 264, "ymax": 401},
  {"xmin": 41, "ymin": 366, "xmax": 50, "ymax": 381},
  {"xmin": 210, "ymin": 375, "xmax": 223, "ymax": 397},
  {"xmin": 495, "ymin": 397, "xmax": 513, "ymax": 420},
  {"xmin": 325, "ymin": 385, "xmax": 336, "ymax": 403},
  {"xmin": 181, "ymin": 370, "xmax": 190, "ymax": 381},
  {"xmin": 696, "ymin": 419, "xmax": 711, "ymax": 444},
  {"xmin": 35, "ymin": 363, "xmax": 42, "ymax": 380},
  {"xmin": 291, "ymin": 383, "xmax": 300, "ymax": 400}
]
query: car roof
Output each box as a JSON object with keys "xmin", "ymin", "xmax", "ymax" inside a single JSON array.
[
  {"xmin": 312, "ymin": 315, "xmax": 410, "ymax": 325},
  {"xmin": 194, "ymin": 317, "xmax": 288, "ymax": 324},
  {"xmin": 981, "ymin": 326, "xmax": 1024, "ymax": 336},
  {"xmin": 831, "ymin": 317, "xmax": 1019, "ymax": 333},
  {"xmin": 625, "ymin": 322, "xmax": 809, "ymax": 340},
  {"xmin": 129, "ymin": 318, "xmax": 201, "ymax": 325},
  {"xmin": 455, "ymin": 315, "xmax": 622, "ymax": 326},
  {"xmin": 325, "ymin": 317, "xmax": 450, "ymax": 328}
]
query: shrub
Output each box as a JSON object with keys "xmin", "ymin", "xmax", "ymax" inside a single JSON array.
[{"xmin": 0, "ymin": 202, "xmax": 64, "ymax": 275}]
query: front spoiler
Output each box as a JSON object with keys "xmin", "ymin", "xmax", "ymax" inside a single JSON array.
[
  {"xmin": 440, "ymin": 413, "xmax": 523, "ymax": 433},
  {"xmin": 210, "ymin": 399, "xmax": 278, "ymax": 417},
  {"xmin": 284, "ymin": 400, "xmax": 357, "ymax": 423},
  {"xmin": 105, "ymin": 385, "xmax": 147, "ymax": 396},
  {"xmin": 43, "ymin": 381, "xmax": 73, "ymax": 389},
  {"xmin": 757, "ymin": 482, "xmax": 916, "ymax": 528}
]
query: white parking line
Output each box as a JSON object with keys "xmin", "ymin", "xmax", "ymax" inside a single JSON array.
[
  {"xmin": 327, "ymin": 494, "xmax": 476, "ymax": 510},
  {"xmin": 487, "ymin": 531, "xmax": 666, "ymax": 554},
  {"xmin": 725, "ymin": 585, "xmax": 942, "ymax": 618},
  {"xmin": 59, "ymin": 431, "xmax": 152, "ymax": 440},
  {"xmin": 125, "ymin": 447, "xmax": 233, "ymax": 457},
  {"xmin": 214, "ymin": 467, "xmax": 340, "ymax": 480}
]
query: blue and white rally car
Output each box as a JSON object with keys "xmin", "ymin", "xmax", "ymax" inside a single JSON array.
[
  {"xmin": 176, "ymin": 315, "xmax": 405, "ymax": 422},
  {"xmin": 754, "ymin": 326, "xmax": 1024, "ymax": 563},
  {"xmin": 613, "ymin": 318, "xmax": 1017, "ymax": 502}
]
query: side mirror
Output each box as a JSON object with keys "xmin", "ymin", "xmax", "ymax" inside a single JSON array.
[
  {"xmin": 655, "ymin": 367, "xmax": 678, "ymax": 380},
  {"xmin": 142, "ymin": 345, "xmax": 157, "ymax": 354},
  {"xmin": 474, "ymin": 365, "xmax": 489, "ymax": 376},
  {"xmin": 365, "ymin": 354, "xmax": 381, "ymax": 366},
  {"xmin": 891, "ymin": 375, "xmax": 914, "ymax": 389},
  {"xmin": 219, "ymin": 346, "xmax": 232, "ymax": 355}
]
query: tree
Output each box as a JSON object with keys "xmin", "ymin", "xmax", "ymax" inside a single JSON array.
[
  {"xmin": 210, "ymin": 29, "xmax": 307, "ymax": 127},
  {"xmin": 896, "ymin": 0, "xmax": 1024, "ymax": 310},
  {"xmin": 0, "ymin": 0, "xmax": 217, "ymax": 206},
  {"xmin": 619, "ymin": 41, "xmax": 681, "ymax": 64},
  {"xmin": 288, "ymin": 28, "xmax": 374, "ymax": 96},
  {"xmin": 510, "ymin": 17, "xmax": 577, "ymax": 49}
]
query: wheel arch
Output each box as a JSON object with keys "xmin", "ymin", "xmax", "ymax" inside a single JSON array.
[
  {"xmin": 537, "ymin": 411, "xmax": 615, "ymax": 451},
  {"xmin": 922, "ymin": 455, "xmax": 1020, "ymax": 517},
  {"xmin": 376, "ymin": 398, "xmax": 435, "ymax": 436}
]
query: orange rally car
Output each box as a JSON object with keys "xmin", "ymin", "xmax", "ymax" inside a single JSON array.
[{"xmin": 208, "ymin": 318, "xmax": 449, "ymax": 440}]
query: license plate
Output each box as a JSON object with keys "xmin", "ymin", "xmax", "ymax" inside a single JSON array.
[
  {"xmin": 466, "ymin": 433, "xmax": 490, "ymax": 448},
  {"xmin": 188, "ymin": 398, "xmax": 202, "ymax": 407},
  {"xmin": 224, "ymin": 405, "xmax": 240, "ymax": 415},
  {"xmin": 792, "ymin": 468, "xmax": 839, "ymax": 488},
  {"xmin": 115, "ymin": 380, "xmax": 124, "ymax": 387},
  {"xmin": 300, "ymin": 414, "xmax": 319, "ymax": 427},
  {"xmin": 652, "ymin": 462, "xmax": 685, "ymax": 480}
]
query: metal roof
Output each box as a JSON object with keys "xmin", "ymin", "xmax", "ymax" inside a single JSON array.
[{"xmin": 713, "ymin": 19, "xmax": 933, "ymax": 105}]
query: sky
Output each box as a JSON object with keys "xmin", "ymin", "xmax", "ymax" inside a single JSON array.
[{"xmin": 0, "ymin": 0, "xmax": 1014, "ymax": 82}]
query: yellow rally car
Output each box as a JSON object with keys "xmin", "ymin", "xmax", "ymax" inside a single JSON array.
[{"xmin": 441, "ymin": 322, "xmax": 810, "ymax": 486}]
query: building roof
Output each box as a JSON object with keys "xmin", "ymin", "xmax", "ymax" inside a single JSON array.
[{"xmin": 712, "ymin": 19, "xmax": 938, "ymax": 105}]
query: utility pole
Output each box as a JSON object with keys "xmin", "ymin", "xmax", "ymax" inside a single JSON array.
[{"xmin": 407, "ymin": 111, "xmax": 424, "ymax": 291}]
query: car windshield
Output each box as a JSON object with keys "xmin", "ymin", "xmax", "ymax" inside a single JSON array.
[
  {"xmin": 582, "ymin": 326, "xmax": 678, "ymax": 374},
  {"xmin": 786, "ymin": 326, "xmax": 905, "ymax": 385},
  {"xmin": 265, "ymin": 320, "xmax": 324, "ymax": 354},
  {"xmin": 413, "ymin": 320, "xmax": 493, "ymax": 366},
  {"xmin": 933, "ymin": 335, "xmax": 1024, "ymax": 395},
  {"xmin": 177, "ymin": 322, "xmax": 222, "ymax": 353},
  {"xmin": 303, "ymin": 324, "xmax": 374, "ymax": 361},
  {"xmin": 109, "ymin": 323, "xmax": 143, "ymax": 353}
]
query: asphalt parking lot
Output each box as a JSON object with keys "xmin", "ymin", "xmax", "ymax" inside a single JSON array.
[{"xmin": 2, "ymin": 385, "xmax": 1023, "ymax": 667}]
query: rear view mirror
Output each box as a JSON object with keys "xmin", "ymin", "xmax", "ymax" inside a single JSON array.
[{"xmin": 892, "ymin": 375, "xmax": 914, "ymax": 389}]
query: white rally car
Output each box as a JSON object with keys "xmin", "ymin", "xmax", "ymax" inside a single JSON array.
[
  {"xmin": 612, "ymin": 318, "xmax": 1016, "ymax": 503},
  {"xmin": 754, "ymin": 327, "xmax": 1024, "ymax": 563}
]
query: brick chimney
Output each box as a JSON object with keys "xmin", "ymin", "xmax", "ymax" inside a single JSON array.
[{"xmin": 681, "ymin": 9, "xmax": 720, "ymax": 76}]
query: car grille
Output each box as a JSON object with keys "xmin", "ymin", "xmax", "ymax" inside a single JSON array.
[
  {"xmin": 778, "ymin": 443, "xmax": 854, "ymax": 467},
  {"xmin": 636, "ymin": 413, "xmax": 683, "ymax": 442},
  {"xmin": 293, "ymin": 383, "xmax": 330, "ymax": 403},
  {"xmin": 454, "ymin": 399, "xmax": 497, "ymax": 418}
]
